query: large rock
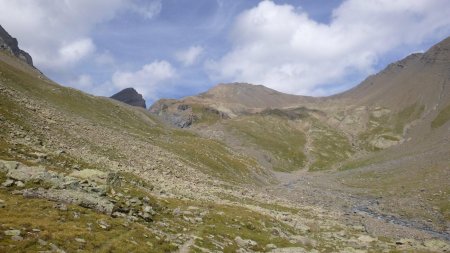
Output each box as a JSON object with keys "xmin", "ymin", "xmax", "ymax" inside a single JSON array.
[
  {"xmin": 70, "ymin": 169, "xmax": 108, "ymax": 184},
  {"xmin": 6, "ymin": 163, "xmax": 48, "ymax": 182},
  {"xmin": 22, "ymin": 188, "xmax": 114, "ymax": 215},
  {"xmin": 234, "ymin": 236, "xmax": 257, "ymax": 248},
  {"xmin": 110, "ymin": 88, "xmax": 146, "ymax": 108},
  {"xmin": 0, "ymin": 25, "xmax": 33, "ymax": 66}
]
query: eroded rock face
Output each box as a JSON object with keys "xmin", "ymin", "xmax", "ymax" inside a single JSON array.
[
  {"xmin": 0, "ymin": 25, "xmax": 33, "ymax": 66},
  {"xmin": 110, "ymin": 88, "xmax": 146, "ymax": 108}
]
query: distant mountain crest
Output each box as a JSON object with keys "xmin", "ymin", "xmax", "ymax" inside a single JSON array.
[
  {"xmin": 0, "ymin": 25, "xmax": 33, "ymax": 66},
  {"xmin": 110, "ymin": 88, "xmax": 147, "ymax": 108},
  {"xmin": 421, "ymin": 36, "xmax": 450, "ymax": 64},
  {"xmin": 197, "ymin": 82, "xmax": 315, "ymax": 109}
]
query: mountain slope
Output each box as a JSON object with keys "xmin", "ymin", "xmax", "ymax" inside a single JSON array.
[
  {"xmin": 151, "ymin": 36, "xmax": 450, "ymax": 172},
  {"xmin": 334, "ymin": 37, "xmax": 450, "ymax": 119}
]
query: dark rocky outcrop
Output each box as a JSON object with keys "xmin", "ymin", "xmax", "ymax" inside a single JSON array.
[
  {"xmin": 0, "ymin": 25, "xmax": 33, "ymax": 66},
  {"xmin": 110, "ymin": 88, "xmax": 146, "ymax": 108}
]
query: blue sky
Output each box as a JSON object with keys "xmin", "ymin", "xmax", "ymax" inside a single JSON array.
[{"xmin": 1, "ymin": 0, "xmax": 450, "ymax": 106}]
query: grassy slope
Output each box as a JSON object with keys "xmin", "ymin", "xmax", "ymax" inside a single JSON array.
[
  {"xmin": 0, "ymin": 190, "xmax": 176, "ymax": 253},
  {"xmin": 0, "ymin": 170, "xmax": 305, "ymax": 253},
  {"xmin": 308, "ymin": 121, "xmax": 354, "ymax": 171},
  {"xmin": 224, "ymin": 115, "xmax": 307, "ymax": 172},
  {"xmin": 0, "ymin": 57, "xmax": 262, "ymax": 184},
  {"xmin": 222, "ymin": 111, "xmax": 355, "ymax": 172}
]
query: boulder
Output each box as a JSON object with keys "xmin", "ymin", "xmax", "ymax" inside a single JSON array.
[
  {"xmin": 234, "ymin": 236, "xmax": 257, "ymax": 248},
  {"xmin": 70, "ymin": 169, "xmax": 108, "ymax": 184},
  {"xmin": 4, "ymin": 230, "xmax": 21, "ymax": 236}
]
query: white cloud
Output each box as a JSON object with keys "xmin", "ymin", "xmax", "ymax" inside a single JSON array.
[
  {"xmin": 129, "ymin": 0, "xmax": 162, "ymax": 19},
  {"xmin": 44, "ymin": 38, "xmax": 95, "ymax": 68},
  {"xmin": 70, "ymin": 74, "xmax": 94, "ymax": 89},
  {"xmin": 112, "ymin": 60, "xmax": 176, "ymax": 99},
  {"xmin": 175, "ymin": 46, "xmax": 204, "ymax": 66},
  {"xmin": 208, "ymin": 0, "xmax": 450, "ymax": 95},
  {"xmin": 0, "ymin": 0, "xmax": 162, "ymax": 70},
  {"xmin": 95, "ymin": 51, "xmax": 116, "ymax": 66}
]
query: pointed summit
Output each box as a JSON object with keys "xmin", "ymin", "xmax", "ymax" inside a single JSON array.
[{"xmin": 110, "ymin": 88, "xmax": 146, "ymax": 108}]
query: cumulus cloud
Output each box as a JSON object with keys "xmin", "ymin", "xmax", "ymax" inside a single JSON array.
[
  {"xmin": 207, "ymin": 0, "xmax": 450, "ymax": 95},
  {"xmin": 0, "ymin": 0, "xmax": 162, "ymax": 71},
  {"xmin": 70, "ymin": 74, "xmax": 95, "ymax": 89},
  {"xmin": 175, "ymin": 46, "xmax": 204, "ymax": 66},
  {"xmin": 112, "ymin": 60, "xmax": 176, "ymax": 99}
]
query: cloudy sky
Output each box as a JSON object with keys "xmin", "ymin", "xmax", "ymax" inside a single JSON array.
[{"xmin": 1, "ymin": 0, "xmax": 450, "ymax": 105}]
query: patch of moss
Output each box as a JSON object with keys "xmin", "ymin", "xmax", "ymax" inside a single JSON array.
[
  {"xmin": 338, "ymin": 156, "xmax": 378, "ymax": 171},
  {"xmin": 156, "ymin": 135, "xmax": 261, "ymax": 184},
  {"xmin": 431, "ymin": 103, "xmax": 450, "ymax": 128},
  {"xmin": 190, "ymin": 104, "xmax": 225, "ymax": 125},
  {"xmin": 309, "ymin": 122, "xmax": 354, "ymax": 171},
  {"xmin": 194, "ymin": 204, "xmax": 300, "ymax": 252},
  {"xmin": 225, "ymin": 115, "xmax": 306, "ymax": 172}
]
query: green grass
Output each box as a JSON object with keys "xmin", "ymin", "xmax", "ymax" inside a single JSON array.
[
  {"xmin": 225, "ymin": 115, "xmax": 306, "ymax": 172},
  {"xmin": 260, "ymin": 107, "xmax": 316, "ymax": 120},
  {"xmin": 109, "ymin": 178, "xmax": 305, "ymax": 252},
  {"xmin": 190, "ymin": 104, "xmax": 226, "ymax": 125},
  {"xmin": 0, "ymin": 164, "xmax": 305, "ymax": 253},
  {"xmin": 193, "ymin": 204, "xmax": 300, "ymax": 252},
  {"xmin": 156, "ymin": 133, "xmax": 263, "ymax": 184},
  {"xmin": 431, "ymin": 103, "xmax": 450, "ymax": 128},
  {"xmin": 338, "ymin": 156, "xmax": 378, "ymax": 171},
  {"xmin": 0, "ymin": 190, "xmax": 176, "ymax": 253},
  {"xmin": 309, "ymin": 122, "xmax": 354, "ymax": 171}
]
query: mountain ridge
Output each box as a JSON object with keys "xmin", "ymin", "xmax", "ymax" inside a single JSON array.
[
  {"xmin": 151, "ymin": 36, "xmax": 450, "ymax": 120},
  {"xmin": 0, "ymin": 25, "xmax": 33, "ymax": 67}
]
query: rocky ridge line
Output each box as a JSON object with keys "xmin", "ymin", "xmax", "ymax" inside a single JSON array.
[{"xmin": 0, "ymin": 25, "xmax": 33, "ymax": 66}]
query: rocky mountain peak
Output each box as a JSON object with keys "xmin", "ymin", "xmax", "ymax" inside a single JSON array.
[
  {"xmin": 110, "ymin": 88, "xmax": 146, "ymax": 108},
  {"xmin": 0, "ymin": 25, "xmax": 33, "ymax": 66}
]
